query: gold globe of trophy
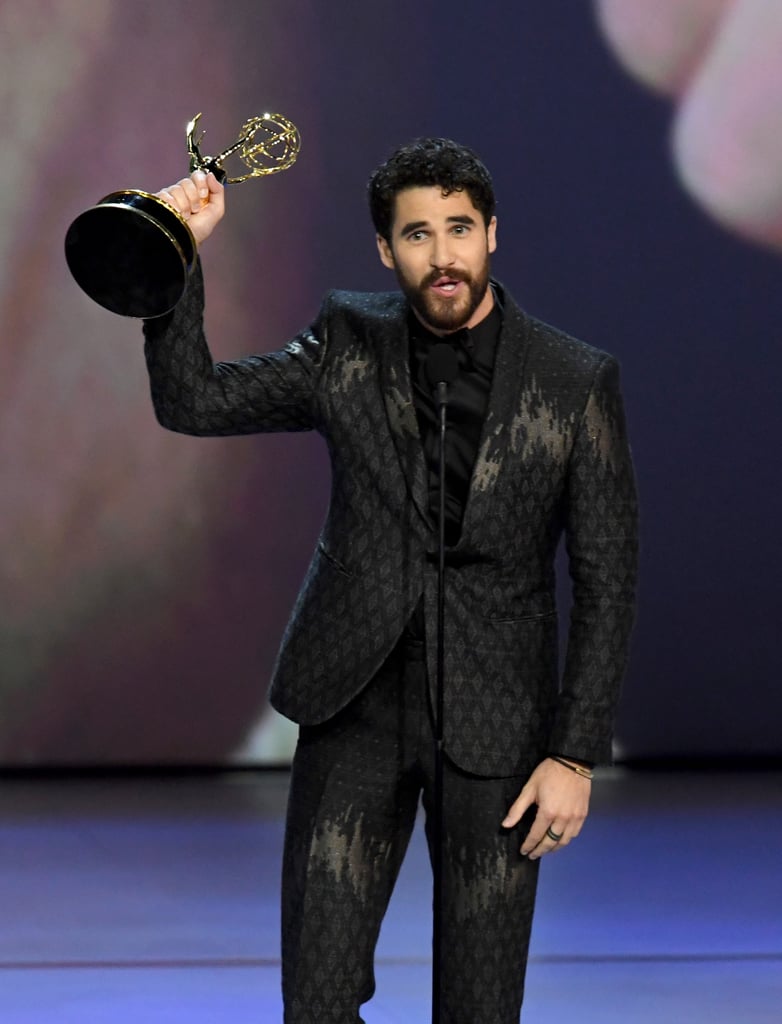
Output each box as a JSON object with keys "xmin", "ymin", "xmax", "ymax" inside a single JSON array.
[{"xmin": 64, "ymin": 112, "xmax": 301, "ymax": 318}]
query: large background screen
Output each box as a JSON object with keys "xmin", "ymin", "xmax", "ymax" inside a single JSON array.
[{"xmin": 1, "ymin": 0, "xmax": 779, "ymax": 765}]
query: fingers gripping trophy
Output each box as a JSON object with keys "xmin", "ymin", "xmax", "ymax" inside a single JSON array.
[{"xmin": 65, "ymin": 112, "xmax": 301, "ymax": 318}]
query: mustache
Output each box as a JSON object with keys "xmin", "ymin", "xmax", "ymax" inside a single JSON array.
[{"xmin": 421, "ymin": 268, "xmax": 471, "ymax": 288}]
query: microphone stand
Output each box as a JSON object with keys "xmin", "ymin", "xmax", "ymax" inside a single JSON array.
[
  {"xmin": 427, "ymin": 343, "xmax": 458, "ymax": 1024},
  {"xmin": 432, "ymin": 377, "xmax": 447, "ymax": 1024}
]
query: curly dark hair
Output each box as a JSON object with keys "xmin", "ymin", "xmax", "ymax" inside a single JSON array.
[{"xmin": 368, "ymin": 137, "xmax": 496, "ymax": 241}]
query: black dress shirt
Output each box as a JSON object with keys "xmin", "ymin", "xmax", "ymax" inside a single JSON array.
[
  {"xmin": 404, "ymin": 292, "xmax": 503, "ymax": 642},
  {"xmin": 409, "ymin": 294, "xmax": 503, "ymax": 547}
]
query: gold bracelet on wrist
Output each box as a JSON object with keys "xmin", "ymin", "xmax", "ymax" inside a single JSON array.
[{"xmin": 551, "ymin": 755, "xmax": 594, "ymax": 780}]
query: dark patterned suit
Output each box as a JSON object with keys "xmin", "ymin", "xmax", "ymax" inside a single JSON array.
[{"xmin": 143, "ymin": 261, "xmax": 638, "ymax": 1023}]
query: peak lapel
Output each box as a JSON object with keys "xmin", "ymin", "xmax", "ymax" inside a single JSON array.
[
  {"xmin": 376, "ymin": 306, "xmax": 433, "ymax": 530},
  {"xmin": 459, "ymin": 291, "xmax": 531, "ymax": 539}
]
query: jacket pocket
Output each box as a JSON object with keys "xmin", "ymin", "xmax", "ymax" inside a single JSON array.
[
  {"xmin": 484, "ymin": 608, "xmax": 556, "ymax": 624},
  {"xmin": 317, "ymin": 541, "xmax": 355, "ymax": 579}
]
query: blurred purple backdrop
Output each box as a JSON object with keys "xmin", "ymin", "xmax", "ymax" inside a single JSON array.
[{"xmin": 1, "ymin": 0, "xmax": 779, "ymax": 764}]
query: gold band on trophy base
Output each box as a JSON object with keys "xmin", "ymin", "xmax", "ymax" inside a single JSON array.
[
  {"xmin": 65, "ymin": 190, "xmax": 198, "ymax": 319},
  {"xmin": 64, "ymin": 113, "xmax": 301, "ymax": 319}
]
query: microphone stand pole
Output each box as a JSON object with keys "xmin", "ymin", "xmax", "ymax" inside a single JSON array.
[
  {"xmin": 432, "ymin": 376, "xmax": 448, "ymax": 1024},
  {"xmin": 425, "ymin": 340, "xmax": 457, "ymax": 1024}
]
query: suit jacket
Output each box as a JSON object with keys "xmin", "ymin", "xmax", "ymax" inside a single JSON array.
[{"xmin": 143, "ymin": 263, "xmax": 638, "ymax": 777}]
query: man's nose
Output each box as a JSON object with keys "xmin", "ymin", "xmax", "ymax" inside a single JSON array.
[{"xmin": 430, "ymin": 234, "xmax": 455, "ymax": 268}]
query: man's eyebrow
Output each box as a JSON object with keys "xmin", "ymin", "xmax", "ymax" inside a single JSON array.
[
  {"xmin": 447, "ymin": 214, "xmax": 477, "ymax": 225},
  {"xmin": 398, "ymin": 220, "xmax": 428, "ymax": 236}
]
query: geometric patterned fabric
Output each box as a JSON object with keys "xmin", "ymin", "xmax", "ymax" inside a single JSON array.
[
  {"xmin": 144, "ymin": 262, "xmax": 638, "ymax": 776},
  {"xmin": 281, "ymin": 637, "xmax": 540, "ymax": 1023}
]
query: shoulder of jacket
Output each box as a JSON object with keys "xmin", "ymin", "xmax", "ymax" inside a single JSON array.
[
  {"xmin": 321, "ymin": 288, "xmax": 407, "ymax": 327},
  {"xmin": 494, "ymin": 280, "xmax": 614, "ymax": 371},
  {"xmin": 525, "ymin": 314, "xmax": 616, "ymax": 377}
]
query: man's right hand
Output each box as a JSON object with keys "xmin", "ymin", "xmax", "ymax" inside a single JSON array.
[{"xmin": 156, "ymin": 169, "xmax": 225, "ymax": 247}]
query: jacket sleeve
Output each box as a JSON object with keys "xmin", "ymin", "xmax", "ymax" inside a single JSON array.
[
  {"xmin": 142, "ymin": 260, "xmax": 325, "ymax": 436},
  {"xmin": 549, "ymin": 355, "xmax": 639, "ymax": 764}
]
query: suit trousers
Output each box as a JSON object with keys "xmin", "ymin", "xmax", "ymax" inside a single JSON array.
[{"xmin": 281, "ymin": 634, "xmax": 541, "ymax": 1024}]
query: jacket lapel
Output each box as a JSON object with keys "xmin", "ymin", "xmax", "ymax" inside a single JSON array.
[
  {"xmin": 376, "ymin": 301, "xmax": 433, "ymax": 529},
  {"xmin": 458, "ymin": 286, "xmax": 531, "ymax": 542}
]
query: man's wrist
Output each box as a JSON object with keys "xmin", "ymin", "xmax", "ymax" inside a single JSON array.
[
  {"xmin": 549, "ymin": 754, "xmax": 594, "ymax": 780},
  {"xmin": 550, "ymin": 753, "xmax": 594, "ymax": 769}
]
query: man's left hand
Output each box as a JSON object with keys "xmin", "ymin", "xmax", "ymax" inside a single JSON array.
[{"xmin": 502, "ymin": 757, "xmax": 592, "ymax": 860}]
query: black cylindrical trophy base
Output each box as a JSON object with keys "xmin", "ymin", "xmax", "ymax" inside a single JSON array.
[{"xmin": 64, "ymin": 191, "xmax": 197, "ymax": 319}]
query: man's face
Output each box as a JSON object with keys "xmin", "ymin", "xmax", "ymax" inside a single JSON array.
[{"xmin": 376, "ymin": 186, "xmax": 497, "ymax": 335}]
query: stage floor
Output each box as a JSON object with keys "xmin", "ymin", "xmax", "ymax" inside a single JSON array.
[{"xmin": 1, "ymin": 767, "xmax": 780, "ymax": 1022}]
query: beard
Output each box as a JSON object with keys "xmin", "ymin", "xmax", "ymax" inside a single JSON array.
[{"xmin": 395, "ymin": 258, "xmax": 491, "ymax": 334}]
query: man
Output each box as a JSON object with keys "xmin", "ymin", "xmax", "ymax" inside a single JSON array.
[{"xmin": 144, "ymin": 138, "xmax": 638, "ymax": 1023}]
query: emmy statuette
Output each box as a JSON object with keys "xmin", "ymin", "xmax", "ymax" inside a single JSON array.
[{"xmin": 64, "ymin": 113, "xmax": 301, "ymax": 319}]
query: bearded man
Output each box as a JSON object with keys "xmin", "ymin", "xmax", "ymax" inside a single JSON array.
[{"xmin": 143, "ymin": 137, "xmax": 638, "ymax": 1024}]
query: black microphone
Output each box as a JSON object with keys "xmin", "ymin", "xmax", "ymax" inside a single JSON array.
[
  {"xmin": 424, "ymin": 339, "xmax": 458, "ymax": 1024},
  {"xmin": 426, "ymin": 342, "xmax": 459, "ymax": 406}
]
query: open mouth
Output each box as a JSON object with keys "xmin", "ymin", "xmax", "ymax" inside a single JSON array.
[{"xmin": 430, "ymin": 275, "xmax": 463, "ymax": 296}]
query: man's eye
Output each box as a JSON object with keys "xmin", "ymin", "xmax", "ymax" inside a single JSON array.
[{"xmin": 409, "ymin": 230, "xmax": 427, "ymax": 242}]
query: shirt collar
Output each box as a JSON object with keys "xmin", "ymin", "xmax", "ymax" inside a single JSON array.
[{"xmin": 409, "ymin": 285, "xmax": 503, "ymax": 371}]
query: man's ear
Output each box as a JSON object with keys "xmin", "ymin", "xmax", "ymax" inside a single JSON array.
[
  {"xmin": 376, "ymin": 234, "xmax": 395, "ymax": 270},
  {"xmin": 487, "ymin": 215, "xmax": 498, "ymax": 255}
]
